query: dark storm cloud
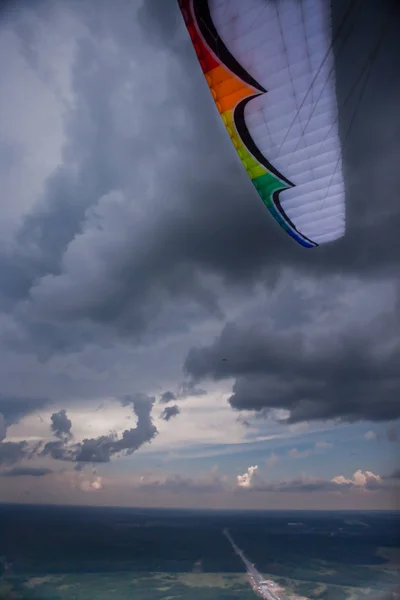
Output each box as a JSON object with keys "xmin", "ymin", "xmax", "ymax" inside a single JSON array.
[
  {"xmin": 1, "ymin": 466, "xmax": 52, "ymax": 477},
  {"xmin": 41, "ymin": 440, "xmax": 68, "ymax": 461},
  {"xmin": 160, "ymin": 404, "xmax": 180, "ymax": 421},
  {"xmin": 0, "ymin": 441, "xmax": 28, "ymax": 466},
  {"xmin": 184, "ymin": 315, "xmax": 400, "ymax": 423},
  {"xmin": 0, "ymin": 0, "xmax": 398, "ymax": 363},
  {"xmin": 159, "ymin": 391, "xmax": 176, "ymax": 404},
  {"xmin": 1, "ymin": 5, "xmax": 231, "ymax": 350},
  {"xmin": 0, "ymin": 33, "xmax": 138, "ymax": 325},
  {"xmin": 43, "ymin": 393, "xmax": 157, "ymax": 463},
  {"xmin": 50, "ymin": 409, "xmax": 72, "ymax": 439},
  {"xmin": 0, "ymin": 396, "xmax": 50, "ymax": 426},
  {"xmin": 2, "ymin": 6, "xmax": 184, "ymax": 331}
]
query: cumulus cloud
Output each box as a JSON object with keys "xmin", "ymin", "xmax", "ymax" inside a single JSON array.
[
  {"xmin": 237, "ymin": 465, "xmax": 259, "ymax": 488},
  {"xmin": 80, "ymin": 475, "xmax": 103, "ymax": 492},
  {"xmin": 43, "ymin": 393, "xmax": 157, "ymax": 463},
  {"xmin": 160, "ymin": 404, "xmax": 180, "ymax": 421},
  {"xmin": 332, "ymin": 469, "xmax": 382, "ymax": 489},
  {"xmin": 134, "ymin": 466, "xmax": 390, "ymax": 498},
  {"xmin": 237, "ymin": 469, "xmax": 386, "ymax": 494},
  {"xmin": 184, "ymin": 310, "xmax": 400, "ymax": 424},
  {"xmin": 62, "ymin": 468, "xmax": 105, "ymax": 492},
  {"xmin": 50, "ymin": 409, "xmax": 72, "ymax": 439}
]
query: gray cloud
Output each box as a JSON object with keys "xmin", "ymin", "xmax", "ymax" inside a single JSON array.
[
  {"xmin": 0, "ymin": 396, "xmax": 50, "ymax": 426},
  {"xmin": 0, "ymin": 414, "xmax": 5, "ymax": 442},
  {"xmin": 136, "ymin": 0, "xmax": 181, "ymax": 50},
  {"xmin": 139, "ymin": 473, "xmax": 227, "ymax": 495},
  {"xmin": 250, "ymin": 478, "xmax": 353, "ymax": 494},
  {"xmin": 43, "ymin": 393, "xmax": 157, "ymax": 463},
  {"xmin": 41, "ymin": 440, "xmax": 69, "ymax": 461},
  {"xmin": 0, "ymin": 0, "xmax": 398, "ymax": 363},
  {"xmin": 0, "ymin": 441, "xmax": 28, "ymax": 466},
  {"xmin": 184, "ymin": 306, "xmax": 400, "ymax": 423},
  {"xmin": 50, "ymin": 409, "xmax": 72, "ymax": 439},
  {"xmin": 1, "ymin": 466, "xmax": 52, "ymax": 477},
  {"xmin": 237, "ymin": 468, "xmax": 388, "ymax": 494},
  {"xmin": 136, "ymin": 468, "xmax": 390, "ymax": 497},
  {"xmin": 386, "ymin": 469, "xmax": 400, "ymax": 480},
  {"xmin": 386, "ymin": 425, "xmax": 399, "ymax": 443},
  {"xmin": 159, "ymin": 391, "xmax": 176, "ymax": 404},
  {"xmin": 160, "ymin": 404, "xmax": 180, "ymax": 422}
]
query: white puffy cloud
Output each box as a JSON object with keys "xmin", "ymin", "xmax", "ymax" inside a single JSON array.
[
  {"xmin": 237, "ymin": 465, "xmax": 259, "ymax": 488},
  {"xmin": 332, "ymin": 469, "xmax": 382, "ymax": 489},
  {"xmin": 235, "ymin": 467, "xmax": 386, "ymax": 495},
  {"xmin": 80, "ymin": 475, "xmax": 103, "ymax": 492}
]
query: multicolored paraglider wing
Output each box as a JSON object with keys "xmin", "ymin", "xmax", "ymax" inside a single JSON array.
[{"xmin": 177, "ymin": 0, "xmax": 346, "ymax": 248}]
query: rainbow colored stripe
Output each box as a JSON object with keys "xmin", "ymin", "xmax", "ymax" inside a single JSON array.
[{"xmin": 178, "ymin": 0, "xmax": 317, "ymax": 248}]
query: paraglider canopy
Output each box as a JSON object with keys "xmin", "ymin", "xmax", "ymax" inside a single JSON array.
[{"xmin": 178, "ymin": 0, "xmax": 347, "ymax": 248}]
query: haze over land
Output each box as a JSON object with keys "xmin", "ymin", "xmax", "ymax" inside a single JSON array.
[{"xmin": 1, "ymin": 506, "xmax": 399, "ymax": 600}]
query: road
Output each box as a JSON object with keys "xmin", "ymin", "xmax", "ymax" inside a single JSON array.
[{"xmin": 223, "ymin": 528, "xmax": 282, "ymax": 600}]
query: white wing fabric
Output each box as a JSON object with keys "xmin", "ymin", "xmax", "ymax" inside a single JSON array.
[{"xmin": 178, "ymin": 0, "xmax": 346, "ymax": 247}]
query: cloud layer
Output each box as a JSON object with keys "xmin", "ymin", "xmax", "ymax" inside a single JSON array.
[
  {"xmin": 184, "ymin": 282, "xmax": 400, "ymax": 424},
  {"xmin": 0, "ymin": 0, "xmax": 399, "ymax": 508}
]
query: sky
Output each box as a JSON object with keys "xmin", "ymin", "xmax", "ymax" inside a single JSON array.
[{"xmin": 0, "ymin": 0, "xmax": 399, "ymax": 511}]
